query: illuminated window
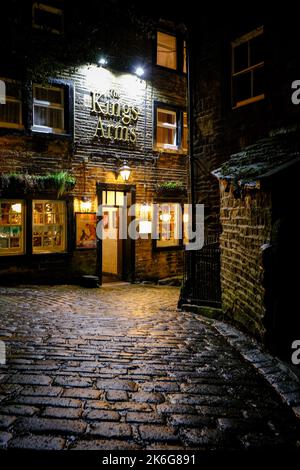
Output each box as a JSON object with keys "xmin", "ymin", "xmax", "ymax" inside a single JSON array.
[
  {"xmin": 154, "ymin": 104, "xmax": 187, "ymax": 152},
  {"xmin": 232, "ymin": 26, "xmax": 264, "ymax": 108},
  {"xmin": 182, "ymin": 112, "xmax": 188, "ymax": 152},
  {"xmin": 183, "ymin": 41, "xmax": 187, "ymax": 74},
  {"xmin": 157, "ymin": 32, "xmax": 177, "ymax": 70},
  {"xmin": 156, "ymin": 108, "xmax": 177, "ymax": 149},
  {"xmin": 32, "ymin": 200, "xmax": 66, "ymax": 253},
  {"xmin": 32, "ymin": 1, "xmax": 64, "ymax": 35},
  {"xmin": 32, "ymin": 84, "xmax": 65, "ymax": 134},
  {"xmin": 157, "ymin": 203, "xmax": 181, "ymax": 248},
  {"xmin": 0, "ymin": 79, "xmax": 23, "ymax": 129},
  {"xmin": 0, "ymin": 200, "xmax": 25, "ymax": 255}
]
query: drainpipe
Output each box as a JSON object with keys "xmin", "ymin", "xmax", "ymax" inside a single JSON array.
[
  {"xmin": 179, "ymin": 21, "xmax": 196, "ymax": 307},
  {"xmin": 187, "ymin": 23, "xmax": 196, "ymax": 288}
]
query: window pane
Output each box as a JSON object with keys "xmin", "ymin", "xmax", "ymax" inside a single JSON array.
[
  {"xmin": 157, "ymin": 203, "xmax": 180, "ymax": 248},
  {"xmin": 0, "ymin": 101, "xmax": 21, "ymax": 125},
  {"xmin": 32, "ymin": 200, "xmax": 66, "ymax": 253},
  {"xmin": 157, "ymin": 127, "xmax": 176, "ymax": 146},
  {"xmin": 34, "ymin": 105, "xmax": 64, "ymax": 129},
  {"xmin": 157, "ymin": 31, "xmax": 177, "ymax": 70},
  {"xmin": 250, "ymin": 34, "xmax": 264, "ymax": 66},
  {"xmin": 115, "ymin": 192, "xmax": 124, "ymax": 207},
  {"xmin": 0, "ymin": 200, "xmax": 25, "ymax": 255},
  {"xmin": 0, "ymin": 79, "xmax": 22, "ymax": 127},
  {"xmin": 33, "ymin": 5, "xmax": 63, "ymax": 33},
  {"xmin": 34, "ymin": 86, "xmax": 63, "ymax": 105},
  {"xmin": 232, "ymin": 73, "xmax": 251, "ymax": 105},
  {"xmin": 233, "ymin": 42, "xmax": 248, "ymax": 73},
  {"xmin": 106, "ymin": 191, "xmax": 115, "ymax": 206},
  {"xmin": 182, "ymin": 113, "xmax": 188, "ymax": 150},
  {"xmin": 253, "ymin": 66, "xmax": 264, "ymax": 97},
  {"xmin": 157, "ymin": 110, "xmax": 176, "ymax": 125},
  {"xmin": 183, "ymin": 41, "xmax": 187, "ymax": 74},
  {"xmin": 5, "ymin": 81, "xmax": 21, "ymax": 99}
]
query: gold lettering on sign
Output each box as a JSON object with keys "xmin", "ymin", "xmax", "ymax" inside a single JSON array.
[{"xmin": 91, "ymin": 89, "xmax": 140, "ymax": 144}]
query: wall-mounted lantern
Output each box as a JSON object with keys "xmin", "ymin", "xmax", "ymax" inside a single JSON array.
[{"xmin": 119, "ymin": 160, "xmax": 131, "ymax": 181}]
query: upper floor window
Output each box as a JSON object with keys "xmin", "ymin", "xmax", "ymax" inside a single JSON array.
[
  {"xmin": 156, "ymin": 31, "xmax": 187, "ymax": 73},
  {"xmin": 154, "ymin": 103, "xmax": 187, "ymax": 152},
  {"xmin": 157, "ymin": 31, "xmax": 177, "ymax": 70},
  {"xmin": 157, "ymin": 107, "xmax": 177, "ymax": 149},
  {"xmin": 32, "ymin": 84, "xmax": 65, "ymax": 134},
  {"xmin": 182, "ymin": 111, "xmax": 188, "ymax": 151},
  {"xmin": 183, "ymin": 41, "xmax": 187, "ymax": 74},
  {"xmin": 231, "ymin": 26, "xmax": 264, "ymax": 108},
  {"xmin": 32, "ymin": 1, "xmax": 64, "ymax": 35},
  {"xmin": 0, "ymin": 79, "xmax": 23, "ymax": 129}
]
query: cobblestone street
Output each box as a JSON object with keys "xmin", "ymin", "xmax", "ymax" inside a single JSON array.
[{"xmin": 0, "ymin": 284, "xmax": 299, "ymax": 451}]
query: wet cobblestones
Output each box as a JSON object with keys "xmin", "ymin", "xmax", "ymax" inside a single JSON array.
[{"xmin": 0, "ymin": 284, "xmax": 299, "ymax": 450}]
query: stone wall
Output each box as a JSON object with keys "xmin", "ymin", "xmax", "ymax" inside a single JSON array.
[{"xmin": 219, "ymin": 181, "xmax": 272, "ymax": 338}]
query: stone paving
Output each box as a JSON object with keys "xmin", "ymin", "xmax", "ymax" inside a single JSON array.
[{"xmin": 0, "ymin": 284, "xmax": 299, "ymax": 450}]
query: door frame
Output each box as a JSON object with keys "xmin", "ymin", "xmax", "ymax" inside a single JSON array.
[{"xmin": 96, "ymin": 183, "xmax": 136, "ymax": 286}]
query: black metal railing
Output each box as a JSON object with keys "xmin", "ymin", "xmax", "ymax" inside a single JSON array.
[{"xmin": 179, "ymin": 234, "xmax": 221, "ymax": 308}]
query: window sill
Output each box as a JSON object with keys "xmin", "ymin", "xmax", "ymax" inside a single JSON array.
[
  {"xmin": 154, "ymin": 244, "xmax": 183, "ymax": 252},
  {"xmin": 232, "ymin": 94, "xmax": 265, "ymax": 109},
  {"xmin": 153, "ymin": 146, "xmax": 187, "ymax": 155},
  {"xmin": 31, "ymin": 129, "xmax": 73, "ymax": 140},
  {"xmin": 155, "ymin": 64, "xmax": 187, "ymax": 77}
]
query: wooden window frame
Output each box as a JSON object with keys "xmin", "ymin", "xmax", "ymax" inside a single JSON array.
[
  {"xmin": 32, "ymin": 2, "xmax": 64, "ymax": 35},
  {"xmin": 0, "ymin": 199, "xmax": 25, "ymax": 256},
  {"xmin": 0, "ymin": 78, "xmax": 23, "ymax": 129},
  {"xmin": 32, "ymin": 199, "xmax": 67, "ymax": 254},
  {"xmin": 153, "ymin": 202, "xmax": 184, "ymax": 251},
  {"xmin": 153, "ymin": 102, "xmax": 187, "ymax": 153},
  {"xmin": 32, "ymin": 84, "xmax": 65, "ymax": 134},
  {"xmin": 231, "ymin": 26, "xmax": 264, "ymax": 109}
]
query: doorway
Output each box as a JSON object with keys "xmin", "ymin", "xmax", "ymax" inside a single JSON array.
[{"xmin": 97, "ymin": 184, "xmax": 135, "ymax": 285}]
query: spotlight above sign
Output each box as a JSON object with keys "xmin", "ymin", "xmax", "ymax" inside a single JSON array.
[{"xmin": 135, "ymin": 66, "xmax": 144, "ymax": 77}]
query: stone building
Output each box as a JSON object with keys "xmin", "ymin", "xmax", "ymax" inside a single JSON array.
[
  {"xmin": 181, "ymin": 8, "xmax": 300, "ymax": 357},
  {"xmin": 213, "ymin": 131, "xmax": 300, "ymax": 358},
  {"xmin": 0, "ymin": 1, "xmax": 188, "ymax": 284}
]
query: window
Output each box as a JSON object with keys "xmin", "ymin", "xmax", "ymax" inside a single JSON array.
[
  {"xmin": 182, "ymin": 112, "xmax": 188, "ymax": 151},
  {"xmin": 183, "ymin": 40, "xmax": 187, "ymax": 74},
  {"xmin": 231, "ymin": 26, "xmax": 264, "ymax": 108},
  {"xmin": 32, "ymin": 1, "xmax": 64, "ymax": 35},
  {"xmin": 156, "ymin": 203, "xmax": 181, "ymax": 248},
  {"xmin": 32, "ymin": 200, "xmax": 66, "ymax": 253},
  {"xmin": 0, "ymin": 79, "xmax": 23, "ymax": 129},
  {"xmin": 32, "ymin": 84, "xmax": 65, "ymax": 134},
  {"xmin": 0, "ymin": 200, "xmax": 25, "ymax": 255},
  {"xmin": 156, "ymin": 108, "xmax": 177, "ymax": 149},
  {"xmin": 157, "ymin": 31, "xmax": 177, "ymax": 70},
  {"xmin": 154, "ymin": 104, "xmax": 187, "ymax": 152}
]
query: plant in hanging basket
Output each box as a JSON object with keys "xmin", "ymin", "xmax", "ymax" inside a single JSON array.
[
  {"xmin": 155, "ymin": 181, "xmax": 187, "ymax": 196},
  {"xmin": 0, "ymin": 171, "xmax": 76, "ymax": 197}
]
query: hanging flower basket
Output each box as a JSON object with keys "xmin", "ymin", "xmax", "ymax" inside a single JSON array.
[
  {"xmin": 0, "ymin": 171, "xmax": 76, "ymax": 197},
  {"xmin": 155, "ymin": 181, "xmax": 187, "ymax": 197}
]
